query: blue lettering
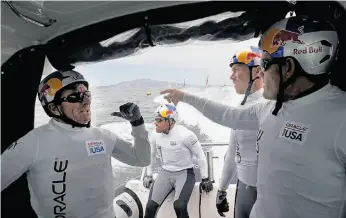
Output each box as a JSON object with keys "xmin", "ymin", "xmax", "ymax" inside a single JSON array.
[{"xmin": 89, "ymin": 146, "xmax": 105, "ymax": 153}]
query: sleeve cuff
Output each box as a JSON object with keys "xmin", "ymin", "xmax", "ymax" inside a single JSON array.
[{"xmin": 130, "ymin": 116, "xmax": 144, "ymax": 126}]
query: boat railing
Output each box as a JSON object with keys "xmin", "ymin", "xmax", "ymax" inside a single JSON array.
[
  {"xmin": 200, "ymin": 142, "xmax": 229, "ymax": 147},
  {"xmin": 140, "ymin": 142, "xmax": 229, "ymax": 181}
]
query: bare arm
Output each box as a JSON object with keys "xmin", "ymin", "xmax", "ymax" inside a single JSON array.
[{"xmin": 1, "ymin": 132, "xmax": 38, "ymax": 191}]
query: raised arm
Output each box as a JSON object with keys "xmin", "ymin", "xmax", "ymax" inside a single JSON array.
[
  {"xmin": 104, "ymin": 122, "xmax": 151, "ymax": 167},
  {"xmin": 109, "ymin": 102, "xmax": 151, "ymax": 167},
  {"xmin": 1, "ymin": 132, "xmax": 38, "ymax": 191}
]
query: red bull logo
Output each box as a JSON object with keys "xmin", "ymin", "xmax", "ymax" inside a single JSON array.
[
  {"xmin": 293, "ymin": 46, "xmax": 323, "ymax": 55},
  {"xmin": 236, "ymin": 51, "xmax": 259, "ymax": 65},
  {"xmin": 160, "ymin": 109, "xmax": 173, "ymax": 118},
  {"xmin": 40, "ymin": 83, "xmax": 50, "ymax": 96},
  {"xmin": 246, "ymin": 52, "xmax": 261, "ymax": 61},
  {"xmin": 273, "ymin": 29, "xmax": 305, "ymax": 46},
  {"xmin": 166, "ymin": 110, "xmax": 173, "ymax": 116},
  {"xmin": 260, "ymin": 27, "xmax": 305, "ymax": 56},
  {"xmin": 41, "ymin": 78, "xmax": 63, "ymax": 97}
]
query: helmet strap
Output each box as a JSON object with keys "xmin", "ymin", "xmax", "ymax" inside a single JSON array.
[
  {"xmin": 272, "ymin": 64, "xmax": 286, "ymax": 116},
  {"xmin": 240, "ymin": 66, "xmax": 260, "ymax": 105},
  {"xmin": 272, "ymin": 64, "xmax": 328, "ymax": 116},
  {"xmin": 163, "ymin": 119, "xmax": 175, "ymax": 135}
]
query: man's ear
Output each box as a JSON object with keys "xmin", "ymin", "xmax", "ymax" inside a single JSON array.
[
  {"xmin": 252, "ymin": 66, "xmax": 262, "ymax": 78},
  {"xmin": 284, "ymin": 58, "xmax": 295, "ymax": 80},
  {"xmin": 48, "ymin": 103, "xmax": 61, "ymax": 116}
]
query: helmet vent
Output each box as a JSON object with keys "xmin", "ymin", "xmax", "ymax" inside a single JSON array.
[
  {"xmin": 321, "ymin": 40, "xmax": 332, "ymax": 47},
  {"xmin": 320, "ymin": 55, "xmax": 330, "ymax": 64}
]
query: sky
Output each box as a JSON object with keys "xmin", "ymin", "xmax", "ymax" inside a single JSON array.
[{"xmin": 44, "ymin": 37, "xmax": 260, "ymax": 87}]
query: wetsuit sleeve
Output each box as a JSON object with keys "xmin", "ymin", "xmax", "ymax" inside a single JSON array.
[
  {"xmin": 1, "ymin": 132, "xmax": 38, "ymax": 191},
  {"xmin": 106, "ymin": 124, "xmax": 151, "ymax": 167},
  {"xmin": 146, "ymin": 134, "xmax": 157, "ymax": 176},
  {"xmin": 183, "ymin": 132, "xmax": 209, "ymax": 179},
  {"xmin": 219, "ymin": 131, "xmax": 237, "ymax": 191},
  {"xmin": 334, "ymin": 119, "xmax": 346, "ymax": 168},
  {"xmin": 182, "ymin": 93, "xmax": 262, "ymax": 130}
]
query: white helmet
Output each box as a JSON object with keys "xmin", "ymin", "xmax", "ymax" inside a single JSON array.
[
  {"xmin": 38, "ymin": 70, "xmax": 88, "ymax": 108},
  {"xmin": 37, "ymin": 70, "xmax": 90, "ymax": 127},
  {"xmin": 258, "ymin": 16, "xmax": 339, "ymax": 116},
  {"xmin": 155, "ymin": 104, "xmax": 178, "ymax": 120},
  {"xmin": 258, "ymin": 16, "xmax": 339, "ymax": 75}
]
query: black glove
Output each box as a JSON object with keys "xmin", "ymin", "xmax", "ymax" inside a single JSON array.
[
  {"xmin": 216, "ymin": 190, "xmax": 229, "ymax": 217},
  {"xmin": 143, "ymin": 176, "xmax": 153, "ymax": 189},
  {"xmin": 111, "ymin": 102, "xmax": 144, "ymax": 126},
  {"xmin": 200, "ymin": 178, "xmax": 213, "ymax": 193}
]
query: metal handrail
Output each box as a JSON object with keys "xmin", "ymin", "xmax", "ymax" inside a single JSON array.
[{"xmin": 200, "ymin": 142, "xmax": 228, "ymax": 147}]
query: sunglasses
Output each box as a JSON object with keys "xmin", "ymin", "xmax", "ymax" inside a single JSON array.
[
  {"xmin": 59, "ymin": 91, "xmax": 91, "ymax": 103},
  {"xmin": 154, "ymin": 117, "xmax": 166, "ymax": 123},
  {"xmin": 260, "ymin": 58, "xmax": 285, "ymax": 71}
]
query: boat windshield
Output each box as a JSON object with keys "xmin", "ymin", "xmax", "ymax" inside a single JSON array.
[{"xmin": 34, "ymin": 39, "xmax": 258, "ymax": 187}]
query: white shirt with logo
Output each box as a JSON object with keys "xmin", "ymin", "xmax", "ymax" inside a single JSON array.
[
  {"xmin": 219, "ymin": 88, "xmax": 266, "ymax": 189},
  {"xmin": 183, "ymin": 83, "xmax": 346, "ymax": 218},
  {"xmin": 147, "ymin": 125, "xmax": 208, "ymax": 179},
  {"xmin": 1, "ymin": 119, "xmax": 151, "ymax": 218}
]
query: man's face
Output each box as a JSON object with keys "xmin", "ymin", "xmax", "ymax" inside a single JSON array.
[
  {"xmin": 59, "ymin": 83, "xmax": 92, "ymax": 124},
  {"xmin": 261, "ymin": 52, "xmax": 281, "ymax": 100},
  {"xmin": 230, "ymin": 64, "xmax": 251, "ymax": 94},
  {"xmin": 154, "ymin": 116, "xmax": 170, "ymax": 133}
]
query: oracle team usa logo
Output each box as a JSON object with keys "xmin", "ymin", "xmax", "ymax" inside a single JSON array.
[
  {"xmin": 278, "ymin": 121, "xmax": 310, "ymax": 145},
  {"xmin": 85, "ymin": 140, "xmax": 106, "ymax": 156}
]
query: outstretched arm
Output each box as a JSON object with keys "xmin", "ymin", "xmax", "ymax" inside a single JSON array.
[
  {"xmin": 160, "ymin": 89, "xmax": 269, "ymax": 130},
  {"xmin": 183, "ymin": 93, "xmax": 262, "ymax": 130}
]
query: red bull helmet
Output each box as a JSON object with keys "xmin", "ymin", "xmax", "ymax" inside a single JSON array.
[
  {"xmin": 230, "ymin": 46, "xmax": 262, "ymax": 105},
  {"xmin": 258, "ymin": 16, "xmax": 339, "ymax": 116},
  {"xmin": 259, "ymin": 16, "xmax": 339, "ymax": 75},
  {"xmin": 38, "ymin": 70, "xmax": 90, "ymax": 128},
  {"xmin": 229, "ymin": 46, "xmax": 262, "ymax": 68},
  {"xmin": 155, "ymin": 104, "xmax": 178, "ymax": 134},
  {"xmin": 155, "ymin": 104, "xmax": 178, "ymax": 120},
  {"xmin": 38, "ymin": 70, "xmax": 89, "ymax": 108}
]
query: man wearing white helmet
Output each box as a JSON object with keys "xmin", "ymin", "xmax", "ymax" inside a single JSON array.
[
  {"xmin": 216, "ymin": 46, "xmax": 266, "ymax": 218},
  {"xmin": 1, "ymin": 70, "xmax": 151, "ymax": 218},
  {"xmin": 143, "ymin": 104, "xmax": 213, "ymax": 218},
  {"xmin": 160, "ymin": 16, "xmax": 346, "ymax": 218}
]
